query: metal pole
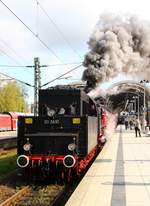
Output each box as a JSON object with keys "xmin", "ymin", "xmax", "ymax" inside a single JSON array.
[
  {"xmin": 138, "ymin": 95, "xmax": 139, "ymax": 120},
  {"xmin": 133, "ymin": 96, "xmax": 137, "ymax": 116},
  {"xmin": 140, "ymin": 80, "xmax": 148, "ymax": 132},
  {"xmin": 134, "ymin": 99, "xmax": 136, "ymax": 115},
  {"xmin": 143, "ymin": 86, "xmax": 146, "ymax": 132},
  {"xmin": 34, "ymin": 57, "xmax": 41, "ymax": 116}
]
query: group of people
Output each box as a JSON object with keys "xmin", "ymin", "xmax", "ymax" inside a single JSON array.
[
  {"xmin": 42, "ymin": 103, "xmax": 76, "ymax": 117},
  {"xmin": 124, "ymin": 119, "xmax": 134, "ymax": 130},
  {"xmin": 124, "ymin": 118, "xmax": 141, "ymax": 137}
]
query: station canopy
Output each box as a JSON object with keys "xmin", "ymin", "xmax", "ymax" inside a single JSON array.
[
  {"xmin": 106, "ymin": 80, "xmax": 150, "ymax": 113},
  {"xmin": 56, "ymin": 80, "xmax": 150, "ymax": 113}
]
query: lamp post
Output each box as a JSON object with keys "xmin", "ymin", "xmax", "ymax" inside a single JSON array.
[
  {"xmin": 129, "ymin": 100, "xmax": 135, "ymax": 114},
  {"xmin": 140, "ymin": 80, "xmax": 149, "ymax": 132},
  {"xmin": 134, "ymin": 99, "xmax": 136, "ymax": 114},
  {"xmin": 133, "ymin": 95, "xmax": 139, "ymax": 119}
]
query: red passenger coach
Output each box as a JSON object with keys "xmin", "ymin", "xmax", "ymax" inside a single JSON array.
[
  {"xmin": 0, "ymin": 113, "xmax": 12, "ymax": 131},
  {"xmin": 8, "ymin": 112, "xmax": 18, "ymax": 130},
  {"xmin": 0, "ymin": 112, "xmax": 18, "ymax": 131}
]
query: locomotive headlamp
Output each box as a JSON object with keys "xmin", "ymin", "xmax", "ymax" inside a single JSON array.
[
  {"xmin": 23, "ymin": 143, "xmax": 31, "ymax": 151},
  {"xmin": 23, "ymin": 138, "xmax": 31, "ymax": 151},
  {"xmin": 68, "ymin": 143, "xmax": 76, "ymax": 151}
]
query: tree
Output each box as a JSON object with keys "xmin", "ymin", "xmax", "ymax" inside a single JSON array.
[
  {"xmin": 0, "ymin": 89, "xmax": 5, "ymax": 111},
  {"xmin": 0, "ymin": 81, "xmax": 27, "ymax": 112}
]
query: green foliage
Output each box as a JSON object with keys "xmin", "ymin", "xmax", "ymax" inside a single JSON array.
[
  {"xmin": 0, "ymin": 81, "xmax": 27, "ymax": 112},
  {"xmin": 0, "ymin": 150, "xmax": 17, "ymax": 181}
]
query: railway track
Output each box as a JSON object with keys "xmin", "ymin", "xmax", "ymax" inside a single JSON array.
[
  {"xmin": 0, "ymin": 186, "xmax": 30, "ymax": 206},
  {"xmin": 0, "ymin": 184, "xmax": 65, "ymax": 206}
]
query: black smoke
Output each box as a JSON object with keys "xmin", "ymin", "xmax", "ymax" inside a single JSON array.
[{"xmin": 82, "ymin": 14, "xmax": 150, "ymax": 91}]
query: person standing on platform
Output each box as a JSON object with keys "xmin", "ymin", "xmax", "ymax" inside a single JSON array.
[
  {"xmin": 134, "ymin": 118, "xmax": 141, "ymax": 137},
  {"xmin": 129, "ymin": 120, "xmax": 133, "ymax": 130}
]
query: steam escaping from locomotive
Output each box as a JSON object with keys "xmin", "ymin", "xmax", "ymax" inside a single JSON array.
[
  {"xmin": 83, "ymin": 14, "xmax": 150, "ymax": 91},
  {"xmin": 105, "ymin": 112, "xmax": 118, "ymax": 140}
]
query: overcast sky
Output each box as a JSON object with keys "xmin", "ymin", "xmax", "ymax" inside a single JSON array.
[{"xmin": 0, "ymin": 0, "xmax": 150, "ymax": 102}]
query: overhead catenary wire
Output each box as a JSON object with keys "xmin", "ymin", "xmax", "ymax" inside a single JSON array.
[
  {"xmin": 0, "ymin": 0, "xmax": 72, "ymax": 69},
  {"xmin": 0, "ymin": 65, "xmax": 29, "ymax": 68},
  {"xmin": 36, "ymin": 0, "xmax": 39, "ymax": 37},
  {"xmin": 0, "ymin": 71, "xmax": 34, "ymax": 87},
  {"xmin": 0, "ymin": 48, "xmax": 33, "ymax": 75},
  {"xmin": 0, "ymin": 47, "xmax": 33, "ymax": 75},
  {"xmin": 0, "ymin": 36, "xmax": 30, "ymax": 65},
  {"xmin": 0, "ymin": 62, "xmax": 82, "ymax": 68},
  {"xmin": 0, "ymin": 78, "xmax": 13, "ymax": 81},
  {"xmin": 36, "ymin": 0, "xmax": 82, "ymax": 60},
  {"xmin": 0, "ymin": 46, "xmax": 34, "ymax": 75},
  {"xmin": 0, "ymin": 64, "xmax": 83, "ymax": 88},
  {"xmin": 0, "ymin": 47, "xmax": 21, "ymax": 65},
  {"xmin": 41, "ymin": 64, "xmax": 83, "ymax": 87},
  {"xmin": 0, "ymin": 36, "xmax": 34, "ymax": 75},
  {"xmin": 42, "ymin": 62, "xmax": 82, "ymax": 67}
]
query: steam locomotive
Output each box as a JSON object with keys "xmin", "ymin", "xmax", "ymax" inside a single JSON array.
[{"xmin": 17, "ymin": 86, "xmax": 106, "ymax": 182}]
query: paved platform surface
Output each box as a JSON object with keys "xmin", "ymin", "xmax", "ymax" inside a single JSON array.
[
  {"xmin": 0, "ymin": 131, "xmax": 17, "ymax": 148},
  {"xmin": 66, "ymin": 126, "xmax": 150, "ymax": 206},
  {"xmin": 0, "ymin": 131, "xmax": 17, "ymax": 139}
]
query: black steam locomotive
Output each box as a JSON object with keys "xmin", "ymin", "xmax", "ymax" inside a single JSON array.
[{"xmin": 17, "ymin": 86, "xmax": 106, "ymax": 182}]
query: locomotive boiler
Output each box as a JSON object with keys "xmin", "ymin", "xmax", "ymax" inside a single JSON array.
[{"xmin": 17, "ymin": 86, "xmax": 106, "ymax": 182}]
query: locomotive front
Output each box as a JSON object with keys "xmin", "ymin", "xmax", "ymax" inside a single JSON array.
[{"xmin": 17, "ymin": 87, "xmax": 101, "ymax": 181}]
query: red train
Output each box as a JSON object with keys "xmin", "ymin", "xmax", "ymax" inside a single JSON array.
[
  {"xmin": 0, "ymin": 112, "xmax": 18, "ymax": 131},
  {"xmin": 0, "ymin": 112, "xmax": 33, "ymax": 131}
]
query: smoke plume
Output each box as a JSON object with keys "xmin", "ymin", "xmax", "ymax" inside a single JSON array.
[
  {"xmin": 105, "ymin": 112, "xmax": 118, "ymax": 140},
  {"xmin": 83, "ymin": 14, "xmax": 150, "ymax": 92}
]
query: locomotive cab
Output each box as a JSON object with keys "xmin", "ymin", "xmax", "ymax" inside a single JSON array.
[{"xmin": 39, "ymin": 86, "xmax": 97, "ymax": 117}]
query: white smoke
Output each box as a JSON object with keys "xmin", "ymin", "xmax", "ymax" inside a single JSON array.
[
  {"xmin": 87, "ymin": 86, "xmax": 106, "ymax": 98},
  {"xmin": 83, "ymin": 13, "xmax": 150, "ymax": 90},
  {"xmin": 104, "ymin": 112, "xmax": 118, "ymax": 140}
]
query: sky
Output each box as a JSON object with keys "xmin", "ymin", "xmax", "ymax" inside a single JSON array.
[{"xmin": 0, "ymin": 0, "xmax": 150, "ymax": 103}]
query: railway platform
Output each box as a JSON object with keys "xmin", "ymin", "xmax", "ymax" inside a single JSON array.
[
  {"xmin": 66, "ymin": 126, "xmax": 150, "ymax": 206},
  {"xmin": 0, "ymin": 131, "xmax": 17, "ymax": 149},
  {"xmin": 0, "ymin": 131, "xmax": 17, "ymax": 138}
]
